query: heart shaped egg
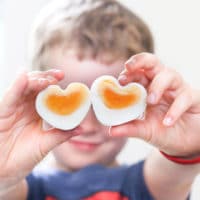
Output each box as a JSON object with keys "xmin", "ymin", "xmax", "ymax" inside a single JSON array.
[
  {"xmin": 36, "ymin": 83, "xmax": 91, "ymax": 130},
  {"xmin": 91, "ymin": 75, "xmax": 147, "ymax": 126}
]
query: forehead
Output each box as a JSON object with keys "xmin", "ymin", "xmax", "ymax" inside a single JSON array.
[{"xmin": 48, "ymin": 49, "xmax": 125, "ymax": 88}]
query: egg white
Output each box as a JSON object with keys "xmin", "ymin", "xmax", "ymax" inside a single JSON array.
[
  {"xmin": 35, "ymin": 84, "xmax": 91, "ymax": 130},
  {"xmin": 91, "ymin": 75, "xmax": 147, "ymax": 126}
]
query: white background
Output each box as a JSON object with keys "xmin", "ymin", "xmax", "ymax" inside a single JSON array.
[{"xmin": 0, "ymin": 0, "xmax": 200, "ymax": 199}]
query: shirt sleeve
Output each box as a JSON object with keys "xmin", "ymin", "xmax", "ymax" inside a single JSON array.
[{"xmin": 26, "ymin": 173, "xmax": 46, "ymax": 200}]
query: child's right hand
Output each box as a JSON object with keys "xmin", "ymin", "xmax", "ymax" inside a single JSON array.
[{"xmin": 0, "ymin": 69, "xmax": 75, "ymax": 192}]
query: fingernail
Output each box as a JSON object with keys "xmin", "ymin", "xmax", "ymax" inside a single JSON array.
[
  {"xmin": 47, "ymin": 75, "xmax": 55, "ymax": 82},
  {"xmin": 107, "ymin": 126, "xmax": 112, "ymax": 136},
  {"xmin": 119, "ymin": 69, "xmax": 127, "ymax": 75},
  {"xmin": 38, "ymin": 78, "xmax": 47, "ymax": 85},
  {"xmin": 42, "ymin": 120, "xmax": 55, "ymax": 131},
  {"xmin": 54, "ymin": 69, "xmax": 62, "ymax": 73},
  {"xmin": 125, "ymin": 58, "xmax": 135, "ymax": 66},
  {"xmin": 147, "ymin": 93, "xmax": 156, "ymax": 104},
  {"xmin": 163, "ymin": 117, "xmax": 173, "ymax": 126},
  {"xmin": 118, "ymin": 74, "xmax": 127, "ymax": 82},
  {"xmin": 139, "ymin": 111, "xmax": 146, "ymax": 120},
  {"xmin": 49, "ymin": 69, "xmax": 62, "ymax": 74}
]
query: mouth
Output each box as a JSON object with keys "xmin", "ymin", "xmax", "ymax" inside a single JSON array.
[{"xmin": 68, "ymin": 139, "xmax": 102, "ymax": 152}]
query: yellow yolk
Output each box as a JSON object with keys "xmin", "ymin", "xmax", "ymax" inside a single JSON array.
[
  {"xmin": 99, "ymin": 80, "xmax": 140, "ymax": 109},
  {"xmin": 45, "ymin": 85, "xmax": 88, "ymax": 115}
]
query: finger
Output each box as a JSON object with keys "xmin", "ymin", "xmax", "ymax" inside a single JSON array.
[
  {"xmin": 163, "ymin": 87, "xmax": 193, "ymax": 126},
  {"xmin": 26, "ymin": 76, "xmax": 57, "ymax": 93},
  {"xmin": 0, "ymin": 72, "xmax": 28, "ymax": 117},
  {"xmin": 118, "ymin": 69, "xmax": 150, "ymax": 87},
  {"xmin": 28, "ymin": 69, "xmax": 64, "ymax": 82},
  {"xmin": 26, "ymin": 69, "xmax": 64, "ymax": 94},
  {"xmin": 41, "ymin": 129, "xmax": 73, "ymax": 151},
  {"xmin": 39, "ymin": 127, "xmax": 81, "ymax": 155},
  {"xmin": 118, "ymin": 53, "xmax": 164, "ymax": 85},
  {"xmin": 46, "ymin": 69, "xmax": 64, "ymax": 80},
  {"xmin": 109, "ymin": 119, "xmax": 152, "ymax": 142},
  {"xmin": 28, "ymin": 69, "xmax": 64, "ymax": 80},
  {"xmin": 125, "ymin": 53, "xmax": 163, "ymax": 75},
  {"xmin": 147, "ymin": 68, "xmax": 183, "ymax": 104}
]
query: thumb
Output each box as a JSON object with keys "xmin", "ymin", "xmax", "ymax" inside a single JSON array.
[
  {"xmin": 110, "ymin": 120, "xmax": 152, "ymax": 142},
  {"xmin": 37, "ymin": 124, "xmax": 80, "ymax": 157},
  {"xmin": 41, "ymin": 129, "xmax": 75, "ymax": 150}
]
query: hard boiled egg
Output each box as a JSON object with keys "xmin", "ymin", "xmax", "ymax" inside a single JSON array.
[
  {"xmin": 91, "ymin": 75, "xmax": 147, "ymax": 126},
  {"xmin": 35, "ymin": 83, "xmax": 91, "ymax": 130}
]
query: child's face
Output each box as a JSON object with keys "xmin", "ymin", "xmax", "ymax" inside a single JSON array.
[{"xmin": 48, "ymin": 48, "xmax": 127, "ymax": 171}]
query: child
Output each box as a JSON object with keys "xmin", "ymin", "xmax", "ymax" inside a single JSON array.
[{"xmin": 1, "ymin": 0, "xmax": 200, "ymax": 199}]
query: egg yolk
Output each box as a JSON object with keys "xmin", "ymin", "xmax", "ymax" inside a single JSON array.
[
  {"xmin": 45, "ymin": 86, "xmax": 88, "ymax": 115},
  {"xmin": 99, "ymin": 80, "xmax": 140, "ymax": 109}
]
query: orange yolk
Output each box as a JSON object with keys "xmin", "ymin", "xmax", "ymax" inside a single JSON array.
[
  {"xmin": 45, "ymin": 88, "xmax": 87, "ymax": 115},
  {"xmin": 99, "ymin": 80, "xmax": 140, "ymax": 109}
]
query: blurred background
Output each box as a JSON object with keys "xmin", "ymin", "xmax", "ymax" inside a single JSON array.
[{"xmin": 0, "ymin": 0, "xmax": 200, "ymax": 199}]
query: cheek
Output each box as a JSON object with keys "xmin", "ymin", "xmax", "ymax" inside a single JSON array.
[{"xmin": 101, "ymin": 138, "xmax": 127, "ymax": 155}]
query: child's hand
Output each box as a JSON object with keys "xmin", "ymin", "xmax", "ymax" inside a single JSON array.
[
  {"xmin": 0, "ymin": 69, "xmax": 75, "ymax": 190},
  {"xmin": 111, "ymin": 53, "xmax": 200, "ymax": 157}
]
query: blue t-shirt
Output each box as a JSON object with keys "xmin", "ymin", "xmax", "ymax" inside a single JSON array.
[{"xmin": 26, "ymin": 161, "xmax": 154, "ymax": 200}]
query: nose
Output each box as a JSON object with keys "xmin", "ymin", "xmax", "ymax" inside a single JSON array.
[{"xmin": 78, "ymin": 108, "xmax": 101, "ymax": 135}]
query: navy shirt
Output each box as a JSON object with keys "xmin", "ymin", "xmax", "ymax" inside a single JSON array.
[{"xmin": 26, "ymin": 161, "xmax": 154, "ymax": 200}]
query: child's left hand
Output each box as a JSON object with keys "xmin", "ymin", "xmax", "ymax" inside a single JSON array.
[{"xmin": 111, "ymin": 53, "xmax": 200, "ymax": 157}]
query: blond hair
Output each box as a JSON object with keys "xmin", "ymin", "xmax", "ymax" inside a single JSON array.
[{"xmin": 29, "ymin": 0, "xmax": 154, "ymax": 70}]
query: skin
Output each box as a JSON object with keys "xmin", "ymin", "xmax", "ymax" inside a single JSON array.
[{"xmin": 1, "ymin": 52, "xmax": 200, "ymax": 200}]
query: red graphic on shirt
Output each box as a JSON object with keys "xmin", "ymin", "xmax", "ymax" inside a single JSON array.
[
  {"xmin": 45, "ymin": 197, "xmax": 57, "ymax": 200},
  {"xmin": 84, "ymin": 191, "xmax": 129, "ymax": 200},
  {"xmin": 45, "ymin": 191, "xmax": 129, "ymax": 200}
]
